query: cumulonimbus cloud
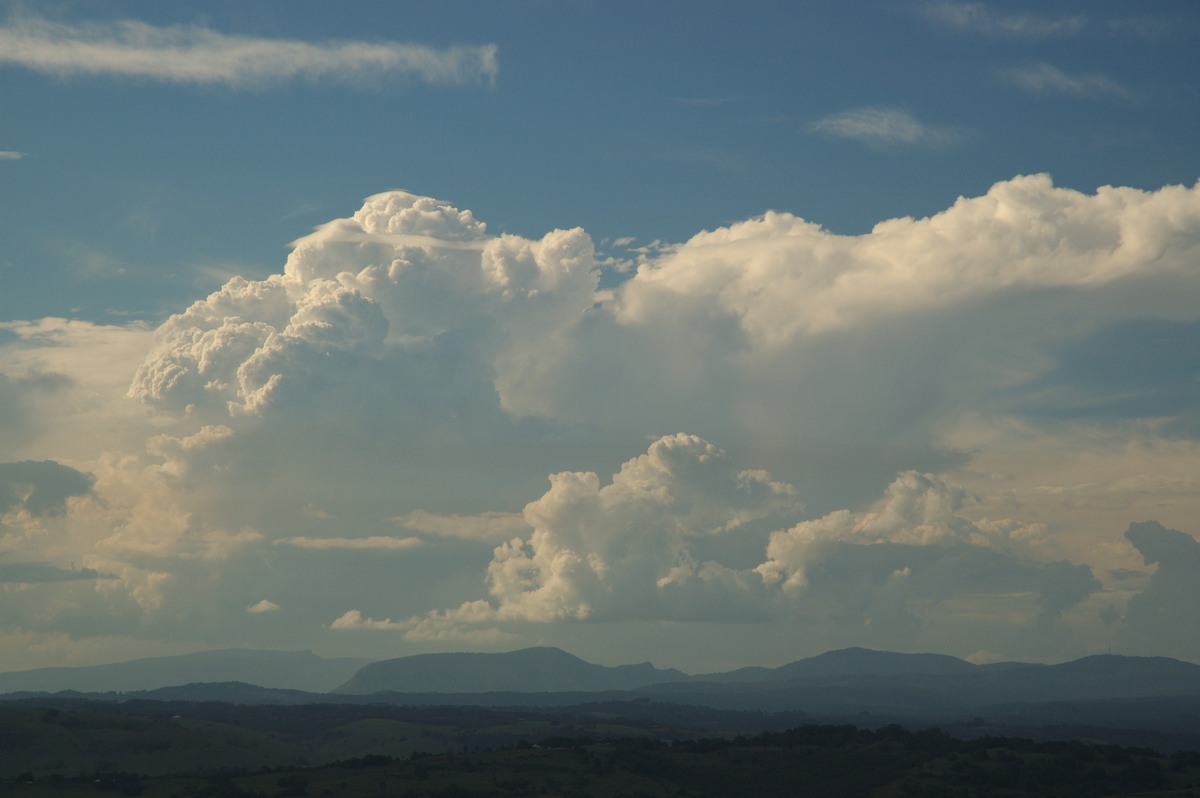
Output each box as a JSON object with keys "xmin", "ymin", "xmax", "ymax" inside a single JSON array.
[
  {"xmin": 126, "ymin": 175, "xmax": 1200, "ymax": 476},
  {"xmin": 11, "ymin": 173, "xmax": 1200, "ymax": 662},
  {"xmin": 0, "ymin": 16, "xmax": 498, "ymax": 88}
]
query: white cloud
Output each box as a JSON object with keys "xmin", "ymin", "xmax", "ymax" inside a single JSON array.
[
  {"xmin": 369, "ymin": 437, "xmax": 1107, "ymax": 662},
  {"xmin": 129, "ymin": 190, "xmax": 598, "ymax": 420},
  {"xmin": 331, "ymin": 607, "xmax": 516, "ymax": 643},
  {"xmin": 1000, "ymin": 62, "xmax": 1129, "ymax": 98},
  {"xmin": 0, "ymin": 150, "xmax": 25, "ymax": 160},
  {"xmin": 8, "ymin": 176, "xmax": 1200, "ymax": 665},
  {"xmin": 247, "ymin": 599, "xmax": 280, "ymax": 613},
  {"xmin": 611, "ymin": 174, "xmax": 1200, "ymax": 344},
  {"xmin": 0, "ymin": 318, "xmax": 157, "ymax": 462},
  {"xmin": 0, "ymin": 16, "xmax": 498, "ymax": 88},
  {"xmin": 920, "ymin": 2, "xmax": 1086, "ymax": 37},
  {"xmin": 936, "ymin": 417, "xmax": 1200, "ymax": 572},
  {"xmin": 275, "ymin": 536, "xmax": 422, "ymax": 551},
  {"xmin": 390, "ymin": 434, "xmax": 799, "ymax": 639},
  {"xmin": 330, "ymin": 609, "xmax": 406, "ymax": 630},
  {"xmin": 757, "ymin": 471, "xmax": 997, "ymax": 592},
  {"xmin": 810, "ymin": 107, "xmax": 966, "ymax": 147},
  {"xmin": 535, "ymin": 175, "xmax": 1200, "ymax": 455}
]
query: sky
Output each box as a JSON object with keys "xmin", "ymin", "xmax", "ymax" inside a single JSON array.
[{"xmin": 1, "ymin": 0, "xmax": 1199, "ymax": 675}]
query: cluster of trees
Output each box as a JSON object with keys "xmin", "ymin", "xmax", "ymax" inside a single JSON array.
[{"xmin": 7, "ymin": 703, "xmax": 1200, "ymax": 797}]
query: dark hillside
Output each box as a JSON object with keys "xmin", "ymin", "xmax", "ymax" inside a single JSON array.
[{"xmin": 3, "ymin": 702, "xmax": 1199, "ymax": 798}]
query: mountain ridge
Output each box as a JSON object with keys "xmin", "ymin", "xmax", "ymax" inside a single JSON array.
[
  {"xmin": 0, "ymin": 648, "xmax": 369, "ymax": 694},
  {"xmin": 6, "ymin": 645, "xmax": 1200, "ymax": 716},
  {"xmin": 333, "ymin": 645, "xmax": 689, "ymax": 694}
]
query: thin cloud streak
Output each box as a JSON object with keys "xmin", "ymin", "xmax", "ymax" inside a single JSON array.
[
  {"xmin": 919, "ymin": 1, "xmax": 1086, "ymax": 38},
  {"xmin": 1000, "ymin": 62, "xmax": 1129, "ymax": 98},
  {"xmin": 275, "ymin": 536, "xmax": 423, "ymax": 551},
  {"xmin": 0, "ymin": 17, "xmax": 498, "ymax": 88},
  {"xmin": 809, "ymin": 107, "xmax": 965, "ymax": 147},
  {"xmin": 673, "ymin": 96, "xmax": 745, "ymax": 107},
  {"xmin": 395, "ymin": 510, "xmax": 529, "ymax": 543},
  {"xmin": 0, "ymin": 151, "xmax": 26, "ymax": 160}
]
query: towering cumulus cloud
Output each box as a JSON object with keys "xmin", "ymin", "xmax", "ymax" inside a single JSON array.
[
  {"xmin": 6, "ymin": 175, "xmax": 1197, "ymax": 668},
  {"xmin": 486, "ymin": 434, "xmax": 796, "ymax": 621},
  {"xmin": 130, "ymin": 176, "xmax": 1200, "ymax": 447},
  {"xmin": 130, "ymin": 191, "xmax": 598, "ymax": 420},
  {"xmin": 359, "ymin": 439, "xmax": 1100, "ymax": 658}
]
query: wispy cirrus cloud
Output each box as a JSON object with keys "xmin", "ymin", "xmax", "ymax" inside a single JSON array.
[
  {"xmin": 275, "ymin": 536, "xmax": 422, "ymax": 551},
  {"xmin": 0, "ymin": 151, "xmax": 25, "ymax": 160},
  {"xmin": 919, "ymin": 1, "xmax": 1086, "ymax": 37},
  {"xmin": 809, "ymin": 107, "xmax": 966, "ymax": 148},
  {"xmin": 394, "ymin": 510, "xmax": 529, "ymax": 543},
  {"xmin": 669, "ymin": 145, "xmax": 748, "ymax": 173},
  {"xmin": 0, "ymin": 16, "xmax": 498, "ymax": 88},
  {"xmin": 1000, "ymin": 62, "xmax": 1129, "ymax": 98},
  {"xmin": 673, "ymin": 96, "xmax": 745, "ymax": 107}
]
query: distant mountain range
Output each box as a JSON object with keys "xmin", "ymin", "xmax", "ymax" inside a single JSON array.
[
  {"xmin": 0, "ymin": 648, "xmax": 368, "ymax": 694},
  {"xmin": 643, "ymin": 649, "xmax": 1200, "ymax": 714},
  {"xmin": 4, "ymin": 645, "xmax": 1200, "ymax": 724},
  {"xmin": 334, "ymin": 646, "xmax": 686, "ymax": 694}
]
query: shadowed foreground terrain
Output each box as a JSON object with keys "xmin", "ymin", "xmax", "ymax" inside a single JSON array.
[{"xmin": 3, "ymin": 700, "xmax": 1200, "ymax": 797}]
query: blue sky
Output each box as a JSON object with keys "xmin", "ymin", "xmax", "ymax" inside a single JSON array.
[
  {"xmin": 7, "ymin": 0, "xmax": 1195, "ymax": 322},
  {"xmin": 1, "ymin": 1, "xmax": 1200, "ymax": 674}
]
